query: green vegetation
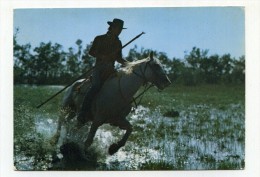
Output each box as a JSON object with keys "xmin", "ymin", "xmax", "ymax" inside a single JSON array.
[
  {"xmin": 14, "ymin": 28, "xmax": 244, "ymax": 86},
  {"xmin": 14, "ymin": 84, "xmax": 245, "ymax": 170}
]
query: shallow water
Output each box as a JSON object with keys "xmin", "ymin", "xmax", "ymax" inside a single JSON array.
[
  {"xmin": 35, "ymin": 115, "xmax": 58, "ymax": 138},
  {"xmin": 15, "ymin": 103, "xmax": 245, "ymax": 170}
]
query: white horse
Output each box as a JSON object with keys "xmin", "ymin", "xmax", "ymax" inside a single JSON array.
[{"xmin": 51, "ymin": 52, "xmax": 171, "ymax": 155}]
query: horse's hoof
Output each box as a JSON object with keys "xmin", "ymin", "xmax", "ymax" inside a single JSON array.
[
  {"xmin": 60, "ymin": 142, "xmax": 84, "ymax": 161},
  {"xmin": 108, "ymin": 143, "xmax": 120, "ymax": 155}
]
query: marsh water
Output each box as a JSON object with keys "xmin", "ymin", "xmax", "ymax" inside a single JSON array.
[{"xmin": 14, "ymin": 85, "xmax": 245, "ymax": 170}]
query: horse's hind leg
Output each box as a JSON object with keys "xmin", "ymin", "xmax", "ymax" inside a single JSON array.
[
  {"xmin": 50, "ymin": 114, "xmax": 63, "ymax": 145},
  {"xmin": 109, "ymin": 119, "xmax": 133, "ymax": 155},
  {"xmin": 50, "ymin": 108, "xmax": 75, "ymax": 145}
]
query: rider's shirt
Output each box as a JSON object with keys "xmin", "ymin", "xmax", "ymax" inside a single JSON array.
[
  {"xmin": 89, "ymin": 32, "xmax": 124, "ymax": 82},
  {"xmin": 89, "ymin": 32, "xmax": 123, "ymax": 69}
]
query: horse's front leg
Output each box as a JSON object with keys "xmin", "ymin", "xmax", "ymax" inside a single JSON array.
[
  {"xmin": 84, "ymin": 119, "xmax": 103, "ymax": 150},
  {"xmin": 109, "ymin": 119, "xmax": 133, "ymax": 155}
]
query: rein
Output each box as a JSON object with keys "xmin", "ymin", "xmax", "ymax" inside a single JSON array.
[
  {"xmin": 132, "ymin": 83, "xmax": 154, "ymax": 108},
  {"xmin": 119, "ymin": 76, "xmax": 154, "ymax": 108}
]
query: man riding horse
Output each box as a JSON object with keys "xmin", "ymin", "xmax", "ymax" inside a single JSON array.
[{"xmin": 77, "ymin": 18, "xmax": 128, "ymax": 125}]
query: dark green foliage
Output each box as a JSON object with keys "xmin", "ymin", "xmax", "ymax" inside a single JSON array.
[
  {"xmin": 13, "ymin": 30, "xmax": 94, "ymax": 85},
  {"xmin": 13, "ymin": 30, "xmax": 244, "ymax": 86},
  {"xmin": 217, "ymin": 160, "xmax": 244, "ymax": 170},
  {"xmin": 163, "ymin": 109, "xmax": 179, "ymax": 118},
  {"xmin": 140, "ymin": 161, "xmax": 175, "ymax": 170}
]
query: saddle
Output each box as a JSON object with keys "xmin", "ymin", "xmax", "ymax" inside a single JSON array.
[
  {"xmin": 75, "ymin": 71, "xmax": 119, "ymax": 93},
  {"xmin": 75, "ymin": 78, "xmax": 91, "ymax": 94}
]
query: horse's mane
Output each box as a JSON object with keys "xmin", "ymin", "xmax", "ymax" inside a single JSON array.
[{"xmin": 119, "ymin": 58, "xmax": 149, "ymax": 75}]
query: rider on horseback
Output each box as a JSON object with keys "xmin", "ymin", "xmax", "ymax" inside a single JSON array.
[{"xmin": 77, "ymin": 18, "xmax": 128, "ymax": 125}]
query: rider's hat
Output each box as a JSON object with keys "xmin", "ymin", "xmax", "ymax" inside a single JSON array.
[{"xmin": 107, "ymin": 18, "xmax": 127, "ymax": 29}]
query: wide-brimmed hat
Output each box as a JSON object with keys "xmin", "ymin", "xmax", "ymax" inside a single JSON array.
[{"xmin": 107, "ymin": 18, "xmax": 127, "ymax": 29}]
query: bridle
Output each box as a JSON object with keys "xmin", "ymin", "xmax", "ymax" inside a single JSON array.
[{"xmin": 133, "ymin": 59, "xmax": 165, "ymax": 86}]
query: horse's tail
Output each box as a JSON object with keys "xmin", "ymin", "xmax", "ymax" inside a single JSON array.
[{"xmin": 62, "ymin": 79, "xmax": 92, "ymax": 110}]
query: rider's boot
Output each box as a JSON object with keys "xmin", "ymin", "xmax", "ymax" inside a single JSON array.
[{"xmin": 76, "ymin": 96, "xmax": 92, "ymax": 129}]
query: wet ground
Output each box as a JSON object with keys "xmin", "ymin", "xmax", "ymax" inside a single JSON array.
[{"xmin": 14, "ymin": 104, "xmax": 245, "ymax": 170}]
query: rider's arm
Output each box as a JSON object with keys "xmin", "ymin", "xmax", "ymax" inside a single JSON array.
[
  {"xmin": 89, "ymin": 36, "xmax": 106, "ymax": 59},
  {"xmin": 115, "ymin": 41, "xmax": 128, "ymax": 66},
  {"xmin": 89, "ymin": 37, "xmax": 99, "ymax": 58}
]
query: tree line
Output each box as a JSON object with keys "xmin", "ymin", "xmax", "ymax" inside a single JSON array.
[{"xmin": 13, "ymin": 30, "xmax": 245, "ymax": 86}]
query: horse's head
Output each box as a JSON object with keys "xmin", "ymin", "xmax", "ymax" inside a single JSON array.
[{"xmin": 143, "ymin": 52, "xmax": 171, "ymax": 90}]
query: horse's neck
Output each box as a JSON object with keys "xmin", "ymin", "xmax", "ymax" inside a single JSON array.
[{"xmin": 120, "ymin": 63, "xmax": 146, "ymax": 99}]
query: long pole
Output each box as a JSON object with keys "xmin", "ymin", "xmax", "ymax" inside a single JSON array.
[
  {"xmin": 36, "ymin": 32, "xmax": 145, "ymax": 108},
  {"xmin": 122, "ymin": 32, "xmax": 145, "ymax": 48},
  {"xmin": 36, "ymin": 68, "xmax": 94, "ymax": 108}
]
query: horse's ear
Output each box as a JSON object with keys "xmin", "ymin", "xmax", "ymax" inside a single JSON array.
[{"xmin": 149, "ymin": 51, "xmax": 154, "ymax": 61}]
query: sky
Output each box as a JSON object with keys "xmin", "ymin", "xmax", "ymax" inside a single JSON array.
[{"xmin": 13, "ymin": 7, "xmax": 245, "ymax": 59}]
